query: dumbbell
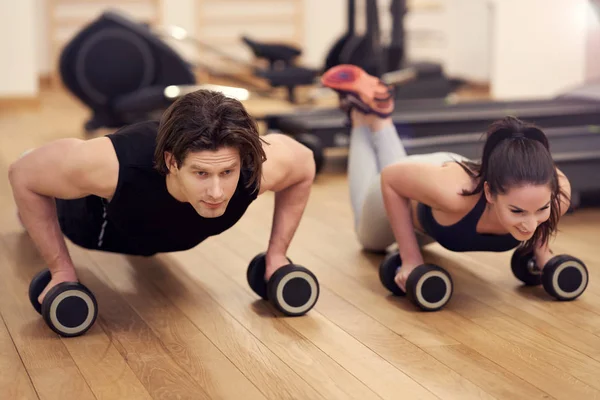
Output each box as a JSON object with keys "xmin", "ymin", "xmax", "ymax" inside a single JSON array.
[
  {"xmin": 511, "ymin": 250, "xmax": 588, "ymax": 301},
  {"xmin": 246, "ymin": 252, "xmax": 319, "ymax": 316},
  {"xmin": 379, "ymin": 251, "xmax": 453, "ymax": 311},
  {"xmin": 28, "ymin": 269, "xmax": 98, "ymax": 337}
]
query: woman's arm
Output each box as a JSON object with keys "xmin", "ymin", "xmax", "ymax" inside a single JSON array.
[{"xmin": 380, "ymin": 162, "xmax": 468, "ymax": 286}]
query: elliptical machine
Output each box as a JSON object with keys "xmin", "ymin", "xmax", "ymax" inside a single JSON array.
[
  {"xmin": 329, "ymin": 0, "xmax": 460, "ymax": 99},
  {"xmin": 243, "ymin": 0, "xmax": 461, "ymax": 100}
]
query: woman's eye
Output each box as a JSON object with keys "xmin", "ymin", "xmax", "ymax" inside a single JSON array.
[{"xmin": 510, "ymin": 209, "xmax": 523, "ymax": 214}]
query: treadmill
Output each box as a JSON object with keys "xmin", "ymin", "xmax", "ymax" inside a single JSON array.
[
  {"xmin": 264, "ymin": 95, "xmax": 600, "ymax": 148},
  {"xmin": 265, "ymin": 81, "xmax": 600, "ymax": 209}
]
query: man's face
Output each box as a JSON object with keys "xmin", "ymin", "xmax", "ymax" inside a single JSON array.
[{"xmin": 168, "ymin": 147, "xmax": 241, "ymax": 218}]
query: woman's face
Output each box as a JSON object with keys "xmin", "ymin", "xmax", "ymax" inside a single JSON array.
[{"xmin": 485, "ymin": 182, "xmax": 552, "ymax": 241}]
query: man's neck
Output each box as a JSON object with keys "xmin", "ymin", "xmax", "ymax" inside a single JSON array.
[{"xmin": 165, "ymin": 174, "xmax": 186, "ymax": 202}]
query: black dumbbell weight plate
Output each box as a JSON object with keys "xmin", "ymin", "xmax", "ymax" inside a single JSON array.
[
  {"xmin": 542, "ymin": 255, "xmax": 588, "ymax": 301},
  {"xmin": 247, "ymin": 253, "xmax": 269, "ymax": 300},
  {"xmin": 41, "ymin": 282, "xmax": 98, "ymax": 337},
  {"xmin": 379, "ymin": 252, "xmax": 405, "ymax": 296},
  {"xmin": 247, "ymin": 252, "xmax": 294, "ymax": 301},
  {"xmin": 406, "ymin": 264, "xmax": 453, "ymax": 311},
  {"xmin": 267, "ymin": 264, "xmax": 319, "ymax": 316},
  {"xmin": 510, "ymin": 250, "xmax": 542, "ymax": 286},
  {"xmin": 29, "ymin": 269, "xmax": 52, "ymax": 314}
]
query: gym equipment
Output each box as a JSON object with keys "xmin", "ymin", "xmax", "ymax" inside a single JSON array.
[
  {"xmin": 160, "ymin": 26, "xmax": 319, "ymax": 104},
  {"xmin": 29, "ymin": 269, "xmax": 98, "ymax": 337},
  {"xmin": 324, "ymin": 0, "xmax": 357, "ymax": 71},
  {"xmin": 338, "ymin": 0, "xmax": 385, "ymax": 77},
  {"xmin": 246, "ymin": 252, "xmax": 320, "ymax": 316},
  {"xmin": 60, "ymin": 10, "xmax": 197, "ymax": 132},
  {"xmin": 245, "ymin": 0, "xmax": 459, "ymax": 101},
  {"xmin": 264, "ymin": 83, "xmax": 600, "ymax": 204},
  {"xmin": 61, "ymin": 10, "xmax": 317, "ymax": 133},
  {"xmin": 511, "ymin": 250, "xmax": 588, "ymax": 301},
  {"xmin": 268, "ymin": 96, "xmax": 600, "ymax": 144},
  {"xmin": 241, "ymin": 36, "xmax": 303, "ymax": 70},
  {"xmin": 379, "ymin": 251, "xmax": 453, "ymax": 311}
]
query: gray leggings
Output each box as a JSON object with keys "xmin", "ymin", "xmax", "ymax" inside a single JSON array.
[{"xmin": 349, "ymin": 122, "xmax": 466, "ymax": 252}]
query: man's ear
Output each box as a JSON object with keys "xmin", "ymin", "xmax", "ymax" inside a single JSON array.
[
  {"xmin": 164, "ymin": 151, "xmax": 178, "ymax": 174},
  {"xmin": 484, "ymin": 181, "xmax": 494, "ymax": 203}
]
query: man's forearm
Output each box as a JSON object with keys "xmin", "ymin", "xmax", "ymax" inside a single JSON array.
[
  {"xmin": 266, "ymin": 174, "xmax": 313, "ymax": 258},
  {"xmin": 11, "ymin": 182, "xmax": 76, "ymax": 278}
]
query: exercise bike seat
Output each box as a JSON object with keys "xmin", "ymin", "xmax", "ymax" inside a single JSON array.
[
  {"xmin": 255, "ymin": 67, "xmax": 318, "ymax": 103},
  {"xmin": 242, "ymin": 36, "xmax": 302, "ymax": 67}
]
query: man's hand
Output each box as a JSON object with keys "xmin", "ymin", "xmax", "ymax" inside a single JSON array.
[
  {"xmin": 258, "ymin": 134, "xmax": 316, "ymax": 280},
  {"xmin": 37, "ymin": 270, "xmax": 79, "ymax": 304},
  {"xmin": 264, "ymin": 252, "xmax": 291, "ymax": 281}
]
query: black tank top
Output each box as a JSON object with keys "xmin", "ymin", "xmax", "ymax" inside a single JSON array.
[
  {"xmin": 56, "ymin": 121, "xmax": 259, "ymax": 256},
  {"xmin": 417, "ymin": 193, "xmax": 521, "ymax": 252}
]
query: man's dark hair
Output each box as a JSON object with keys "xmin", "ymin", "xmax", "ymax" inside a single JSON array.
[{"xmin": 154, "ymin": 89, "xmax": 267, "ymax": 190}]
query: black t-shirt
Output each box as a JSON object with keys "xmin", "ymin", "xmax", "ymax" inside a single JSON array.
[{"xmin": 56, "ymin": 121, "xmax": 260, "ymax": 256}]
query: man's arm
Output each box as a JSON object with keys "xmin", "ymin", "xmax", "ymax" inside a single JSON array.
[
  {"xmin": 258, "ymin": 134, "xmax": 316, "ymax": 279},
  {"xmin": 8, "ymin": 137, "xmax": 119, "ymax": 284}
]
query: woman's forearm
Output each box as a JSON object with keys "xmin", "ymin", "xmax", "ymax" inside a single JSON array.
[{"xmin": 381, "ymin": 176, "xmax": 424, "ymax": 266}]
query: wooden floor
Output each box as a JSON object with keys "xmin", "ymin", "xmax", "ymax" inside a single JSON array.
[{"xmin": 1, "ymin": 88, "xmax": 600, "ymax": 400}]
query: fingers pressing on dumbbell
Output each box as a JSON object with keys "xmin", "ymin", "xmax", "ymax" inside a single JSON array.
[
  {"xmin": 511, "ymin": 250, "xmax": 589, "ymax": 301},
  {"xmin": 247, "ymin": 252, "xmax": 320, "ymax": 316},
  {"xmin": 29, "ymin": 269, "xmax": 98, "ymax": 337},
  {"xmin": 379, "ymin": 252, "xmax": 454, "ymax": 311}
]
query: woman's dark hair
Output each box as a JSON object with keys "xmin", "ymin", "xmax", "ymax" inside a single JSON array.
[
  {"xmin": 154, "ymin": 89, "xmax": 267, "ymax": 191},
  {"xmin": 457, "ymin": 116, "xmax": 569, "ymax": 253}
]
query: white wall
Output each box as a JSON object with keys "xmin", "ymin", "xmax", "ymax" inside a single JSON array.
[
  {"xmin": 444, "ymin": 0, "xmax": 492, "ymax": 83},
  {"xmin": 6, "ymin": 0, "xmax": 600, "ymax": 100},
  {"xmin": 0, "ymin": 0, "xmax": 38, "ymax": 97},
  {"xmin": 585, "ymin": 1, "xmax": 600, "ymax": 81},
  {"xmin": 302, "ymin": 0, "xmax": 346, "ymax": 68},
  {"xmin": 488, "ymin": 0, "xmax": 590, "ymax": 99}
]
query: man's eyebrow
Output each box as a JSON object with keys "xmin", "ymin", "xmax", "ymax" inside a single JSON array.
[{"xmin": 190, "ymin": 161, "xmax": 238, "ymax": 170}]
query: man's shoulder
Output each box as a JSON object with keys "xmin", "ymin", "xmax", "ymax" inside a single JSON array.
[
  {"xmin": 106, "ymin": 120, "xmax": 159, "ymax": 140},
  {"xmin": 105, "ymin": 120, "xmax": 160, "ymax": 165}
]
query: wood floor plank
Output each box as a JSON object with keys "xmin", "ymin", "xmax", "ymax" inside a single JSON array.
[
  {"xmin": 472, "ymin": 315, "xmax": 600, "ymax": 391},
  {"xmin": 3, "ymin": 87, "xmax": 600, "ymax": 400},
  {"xmin": 424, "ymin": 251, "xmax": 600, "ymax": 361},
  {"xmin": 82, "ymin": 249, "xmax": 328, "ymax": 400},
  {"xmin": 210, "ymin": 199, "xmax": 540, "ymax": 399},
  {"xmin": 210, "ymin": 229, "xmax": 554, "ymax": 400},
  {"xmin": 166, "ymin": 248, "xmax": 389, "ymax": 400},
  {"xmin": 176, "ymin": 239, "xmax": 438, "ymax": 400},
  {"xmin": 0, "ymin": 313, "xmax": 39, "ymax": 400},
  {"xmin": 236, "ymin": 186, "xmax": 600, "ymax": 400},
  {"xmin": 64, "ymin": 244, "xmax": 214, "ymax": 400},
  {"xmin": 84, "ymin": 249, "xmax": 272, "ymax": 400},
  {"xmin": 0, "ymin": 235, "xmax": 96, "ymax": 400},
  {"xmin": 434, "ymin": 248, "xmax": 600, "ymax": 336},
  {"xmin": 237, "ymin": 192, "xmax": 459, "ymax": 348}
]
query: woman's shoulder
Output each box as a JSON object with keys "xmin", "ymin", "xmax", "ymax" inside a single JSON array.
[{"xmin": 434, "ymin": 162, "xmax": 482, "ymax": 212}]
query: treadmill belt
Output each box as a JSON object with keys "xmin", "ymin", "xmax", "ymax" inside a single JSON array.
[{"xmin": 271, "ymin": 98, "xmax": 600, "ymax": 138}]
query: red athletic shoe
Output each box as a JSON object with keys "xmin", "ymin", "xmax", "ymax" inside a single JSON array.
[{"xmin": 321, "ymin": 64, "xmax": 394, "ymax": 118}]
